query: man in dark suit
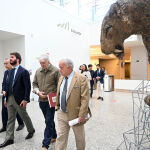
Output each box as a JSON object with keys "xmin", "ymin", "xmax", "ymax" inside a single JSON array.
[
  {"xmin": 0, "ymin": 58, "xmax": 24, "ymax": 133},
  {"xmin": 95, "ymin": 64, "xmax": 105, "ymax": 101},
  {"xmin": 0, "ymin": 52, "xmax": 35, "ymax": 148},
  {"xmin": 88, "ymin": 64, "xmax": 95, "ymax": 98}
]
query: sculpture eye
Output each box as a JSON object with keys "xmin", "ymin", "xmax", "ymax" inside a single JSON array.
[{"xmin": 105, "ymin": 25, "xmax": 113, "ymax": 38}]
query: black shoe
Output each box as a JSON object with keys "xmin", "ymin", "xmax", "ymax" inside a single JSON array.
[
  {"xmin": 0, "ymin": 140, "xmax": 14, "ymax": 148},
  {"xmin": 97, "ymin": 97, "xmax": 101, "ymax": 100},
  {"xmin": 25, "ymin": 129, "xmax": 35, "ymax": 140},
  {"xmin": 0, "ymin": 127, "xmax": 6, "ymax": 133},
  {"xmin": 16, "ymin": 124, "xmax": 24, "ymax": 131},
  {"xmin": 101, "ymin": 97, "xmax": 104, "ymax": 101}
]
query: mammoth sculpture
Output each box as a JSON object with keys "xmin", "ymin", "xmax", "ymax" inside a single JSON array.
[{"xmin": 100, "ymin": 0, "xmax": 150, "ymax": 63}]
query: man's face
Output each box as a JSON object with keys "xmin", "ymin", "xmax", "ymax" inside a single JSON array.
[
  {"xmin": 96, "ymin": 66, "xmax": 100, "ymax": 70},
  {"xmin": 10, "ymin": 55, "xmax": 17, "ymax": 66},
  {"xmin": 40, "ymin": 59, "xmax": 49, "ymax": 69},
  {"xmin": 59, "ymin": 61, "xmax": 70, "ymax": 77},
  {"xmin": 88, "ymin": 66, "xmax": 92, "ymax": 71},
  {"xmin": 4, "ymin": 60, "xmax": 12, "ymax": 70}
]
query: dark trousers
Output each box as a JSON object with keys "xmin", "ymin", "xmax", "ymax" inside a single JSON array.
[
  {"xmin": 90, "ymin": 81, "xmax": 94, "ymax": 97},
  {"xmin": 1, "ymin": 96, "xmax": 24, "ymax": 128},
  {"xmin": 39, "ymin": 101, "xmax": 57, "ymax": 149}
]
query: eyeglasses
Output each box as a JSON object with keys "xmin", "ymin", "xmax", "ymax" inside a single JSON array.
[{"xmin": 4, "ymin": 63, "xmax": 8, "ymax": 65}]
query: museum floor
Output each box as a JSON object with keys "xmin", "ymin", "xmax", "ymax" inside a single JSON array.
[{"xmin": 0, "ymin": 90, "xmax": 133, "ymax": 150}]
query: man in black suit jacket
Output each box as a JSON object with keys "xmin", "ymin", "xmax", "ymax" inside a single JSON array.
[
  {"xmin": 95, "ymin": 64, "xmax": 105, "ymax": 101},
  {"xmin": 0, "ymin": 58, "xmax": 24, "ymax": 133},
  {"xmin": 0, "ymin": 52, "xmax": 35, "ymax": 148},
  {"xmin": 88, "ymin": 64, "xmax": 95, "ymax": 98}
]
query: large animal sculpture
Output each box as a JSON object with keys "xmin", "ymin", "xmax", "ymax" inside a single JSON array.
[{"xmin": 100, "ymin": 0, "xmax": 150, "ymax": 62}]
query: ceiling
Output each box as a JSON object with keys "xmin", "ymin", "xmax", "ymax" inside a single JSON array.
[
  {"xmin": 0, "ymin": 30, "xmax": 23, "ymax": 41},
  {"xmin": 49, "ymin": 0, "xmax": 117, "ymax": 22},
  {"xmin": 90, "ymin": 45, "xmax": 131, "ymax": 60}
]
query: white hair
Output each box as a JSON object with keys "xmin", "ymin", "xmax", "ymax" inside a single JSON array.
[
  {"xmin": 62, "ymin": 58, "xmax": 74, "ymax": 69},
  {"xmin": 37, "ymin": 54, "xmax": 50, "ymax": 63},
  {"xmin": 4, "ymin": 58, "xmax": 9, "ymax": 61}
]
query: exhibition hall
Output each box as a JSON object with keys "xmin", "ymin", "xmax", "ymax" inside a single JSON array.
[{"xmin": 0, "ymin": 0, "xmax": 150, "ymax": 149}]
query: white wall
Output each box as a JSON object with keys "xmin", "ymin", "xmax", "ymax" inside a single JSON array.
[
  {"xmin": 131, "ymin": 45, "xmax": 148, "ymax": 80},
  {"xmin": 90, "ymin": 23, "xmax": 101, "ymax": 45},
  {"xmin": 2, "ymin": 36, "xmax": 25, "ymax": 66},
  {"xmin": 0, "ymin": 36, "xmax": 25, "ymax": 91},
  {"xmin": 0, "ymin": 41, "xmax": 4, "ymax": 90},
  {"xmin": 115, "ymin": 79, "xmax": 142, "ymax": 90},
  {"xmin": 0, "ymin": 0, "xmax": 91, "ymax": 74}
]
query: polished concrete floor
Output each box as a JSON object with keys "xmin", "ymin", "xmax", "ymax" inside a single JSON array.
[{"xmin": 0, "ymin": 90, "xmax": 134, "ymax": 150}]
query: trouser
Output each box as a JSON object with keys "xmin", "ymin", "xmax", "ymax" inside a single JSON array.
[
  {"xmin": 55, "ymin": 110, "xmax": 85, "ymax": 150},
  {"xmin": 97, "ymin": 81, "xmax": 104, "ymax": 97},
  {"xmin": 39, "ymin": 101, "xmax": 57, "ymax": 149},
  {"xmin": 90, "ymin": 81, "xmax": 94, "ymax": 97},
  {"xmin": 6, "ymin": 95, "xmax": 34, "ymax": 140},
  {"xmin": 1, "ymin": 96, "xmax": 24, "ymax": 128}
]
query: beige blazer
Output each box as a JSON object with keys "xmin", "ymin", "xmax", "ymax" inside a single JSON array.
[{"xmin": 56, "ymin": 72, "xmax": 91, "ymax": 122}]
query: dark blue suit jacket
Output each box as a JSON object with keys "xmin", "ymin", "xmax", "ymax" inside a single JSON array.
[
  {"xmin": 95, "ymin": 69, "xmax": 105, "ymax": 84},
  {"xmin": 6, "ymin": 66, "xmax": 31, "ymax": 105},
  {"xmin": 89, "ymin": 70, "xmax": 95, "ymax": 85},
  {"xmin": 2, "ymin": 70, "xmax": 9, "ymax": 101},
  {"xmin": 2, "ymin": 70, "xmax": 9, "ymax": 92}
]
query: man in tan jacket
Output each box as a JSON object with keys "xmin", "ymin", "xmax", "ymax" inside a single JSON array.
[
  {"xmin": 55, "ymin": 58, "xmax": 91, "ymax": 150},
  {"xmin": 33, "ymin": 54, "xmax": 60, "ymax": 150}
]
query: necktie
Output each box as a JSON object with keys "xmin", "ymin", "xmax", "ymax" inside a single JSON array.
[
  {"xmin": 61, "ymin": 77, "xmax": 68, "ymax": 112},
  {"xmin": 8, "ymin": 68, "xmax": 15, "ymax": 96}
]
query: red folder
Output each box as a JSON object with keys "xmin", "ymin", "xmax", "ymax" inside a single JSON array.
[{"xmin": 47, "ymin": 92, "xmax": 57, "ymax": 108}]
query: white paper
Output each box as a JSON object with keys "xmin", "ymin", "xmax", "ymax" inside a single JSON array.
[
  {"xmin": 52, "ymin": 96, "xmax": 56, "ymax": 102},
  {"xmin": 69, "ymin": 113, "xmax": 91, "ymax": 126}
]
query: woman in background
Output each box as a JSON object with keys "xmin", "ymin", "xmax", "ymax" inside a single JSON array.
[{"xmin": 80, "ymin": 64, "xmax": 91, "ymax": 88}]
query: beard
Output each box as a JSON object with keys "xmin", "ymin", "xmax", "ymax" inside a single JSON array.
[{"xmin": 10, "ymin": 60, "xmax": 17, "ymax": 65}]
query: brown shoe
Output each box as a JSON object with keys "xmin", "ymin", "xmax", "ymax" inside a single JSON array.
[
  {"xmin": 50, "ymin": 138, "xmax": 56, "ymax": 143},
  {"xmin": 41, "ymin": 147, "xmax": 47, "ymax": 150}
]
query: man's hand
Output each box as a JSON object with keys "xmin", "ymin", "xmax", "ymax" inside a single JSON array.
[
  {"xmin": 2, "ymin": 91, "xmax": 6, "ymax": 96},
  {"xmin": 20, "ymin": 100, "xmax": 27, "ymax": 107},
  {"xmin": 78, "ymin": 117, "xmax": 86, "ymax": 124},
  {"xmin": 4, "ymin": 101, "xmax": 7, "ymax": 107},
  {"xmin": 96, "ymin": 76, "xmax": 100, "ymax": 80},
  {"xmin": 38, "ymin": 91, "xmax": 47, "ymax": 99}
]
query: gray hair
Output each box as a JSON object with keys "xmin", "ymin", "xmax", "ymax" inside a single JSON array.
[
  {"xmin": 4, "ymin": 58, "xmax": 9, "ymax": 61},
  {"xmin": 62, "ymin": 58, "xmax": 74, "ymax": 69},
  {"xmin": 37, "ymin": 54, "xmax": 50, "ymax": 63}
]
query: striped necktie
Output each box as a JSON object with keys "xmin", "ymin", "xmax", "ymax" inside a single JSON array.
[{"xmin": 61, "ymin": 77, "xmax": 68, "ymax": 112}]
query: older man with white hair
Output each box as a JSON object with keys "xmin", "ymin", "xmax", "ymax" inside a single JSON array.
[
  {"xmin": 55, "ymin": 58, "xmax": 91, "ymax": 150},
  {"xmin": 33, "ymin": 54, "xmax": 60, "ymax": 150}
]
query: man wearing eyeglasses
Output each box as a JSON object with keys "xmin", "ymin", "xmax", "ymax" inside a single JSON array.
[{"xmin": 0, "ymin": 58, "xmax": 24, "ymax": 133}]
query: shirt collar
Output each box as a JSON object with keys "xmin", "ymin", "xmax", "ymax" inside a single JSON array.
[
  {"xmin": 40, "ymin": 64, "xmax": 52, "ymax": 72},
  {"xmin": 66, "ymin": 71, "xmax": 74, "ymax": 79},
  {"xmin": 14, "ymin": 65, "xmax": 20, "ymax": 70}
]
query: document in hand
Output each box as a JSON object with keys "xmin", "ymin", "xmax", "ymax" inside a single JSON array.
[
  {"xmin": 69, "ymin": 113, "xmax": 91, "ymax": 126},
  {"xmin": 47, "ymin": 92, "xmax": 57, "ymax": 108}
]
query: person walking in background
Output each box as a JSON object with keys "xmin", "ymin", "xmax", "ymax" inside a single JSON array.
[
  {"xmin": 80, "ymin": 64, "xmax": 91, "ymax": 88},
  {"xmin": 0, "ymin": 52, "xmax": 35, "ymax": 148},
  {"xmin": 55, "ymin": 59, "xmax": 91, "ymax": 150},
  {"xmin": 33, "ymin": 54, "xmax": 60, "ymax": 150},
  {"xmin": 102, "ymin": 67, "xmax": 106, "ymax": 75},
  {"xmin": 88, "ymin": 64, "xmax": 95, "ymax": 98},
  {"xmin": 0, "ymin": 58, "xmax": 24, "ymax": 133},
  {"xmin": 95, "ymin": 64, "xmax": 105, "ymax": 101},
  {"xmin": 78, "ymin": 65, "xmax": 83, "ymax": 73}
]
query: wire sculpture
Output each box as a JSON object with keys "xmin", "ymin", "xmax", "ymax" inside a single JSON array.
[{"xmin": 117, "ymin": 80, "xmax": 150, "ymax": 150}]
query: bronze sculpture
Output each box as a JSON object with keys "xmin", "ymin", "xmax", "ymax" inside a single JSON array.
[{"xmin": 100, "ymin": 0, "xmax": 150, "ymax": 63}]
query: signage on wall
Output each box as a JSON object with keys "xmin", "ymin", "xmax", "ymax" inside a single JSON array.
[{"xmin": 57, "ymin": 22, "xmax": 82, "ymax": 36}]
